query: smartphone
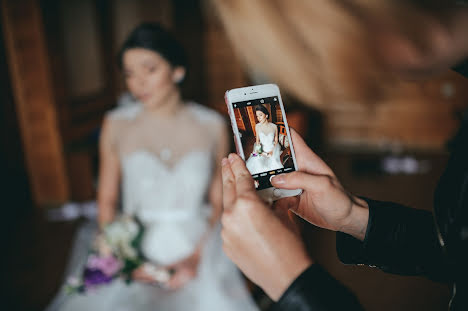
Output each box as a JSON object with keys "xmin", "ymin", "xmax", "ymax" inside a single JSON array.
[{"xmin": 225, "ymin": 83, "xmax": 302, "ymax": 202}]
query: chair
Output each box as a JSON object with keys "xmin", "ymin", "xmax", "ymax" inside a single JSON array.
[{"xmin": 276, "ymin": 122, "xmax": 291, "ymax": 166}]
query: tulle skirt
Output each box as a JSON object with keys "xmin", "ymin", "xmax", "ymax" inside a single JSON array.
[
  {"xmin": 246, "ymin": 143, "xmax": 283, "ymax": 175},
  {"xmin": 45, "ymin": 221, "xmax": 258, "ymax": 311}
]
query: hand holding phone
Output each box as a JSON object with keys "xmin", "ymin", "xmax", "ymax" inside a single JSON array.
[{"xmin": 225, "ymin": 84, "xmax": 302, "ymax": 201}]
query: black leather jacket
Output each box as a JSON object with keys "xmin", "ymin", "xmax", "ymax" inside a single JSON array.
[{"xmin": 272, "ymin": 62, "xmax": 468, "ymax": 311}]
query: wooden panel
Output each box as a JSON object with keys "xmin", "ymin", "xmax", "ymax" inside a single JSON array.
[
  {"xmin": 60, "ymin": 0, "xmax": 105, "ymax": 98},
  {"xmin": 234, "ymin": 108, "xmax": 245, "ymax": 131},
  {"xmin": 2, "ymin": 0, "xmax": 69, "ymax": 205},
  {"xmin": 323, "ymin": 71, "xmax": 468, "ymax": 150},
  {"xmin": 67, "ymin": 152, "xmax": 94, "ymax": 201},
  {"xmin": 54, "ymin": 0, "xmax": 117, "ymax": 142},
  {"xmin": 276, "ymin": 107, "xmax": 283, "ymax": 123},
  {"xmin": 173, "ymin": 0, "xmax": 206, "ymax": 104},
  {"xmin": 113, "ymin": 0, "xmax": 172, "ymax": 56},
  {"xmin": 202, "ymin": 4, "xmax": 247, "ymax": 113},
  {"xmin": 39, "ymin": 0, "xmax": 116, "ymax": 202},
  {"xmin": 239, "ymin": 107, "xmax": 253, "ymax": 135},
  {"xmin": 247, "ymin": 106, "xmax": 256, "ymax": 136}
]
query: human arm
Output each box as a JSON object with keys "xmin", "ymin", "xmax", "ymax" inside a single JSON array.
[
  {"xmin": 221, "ymin": 153, "xmax": 364, "ymax": 310},
  {"xmin": 208, "ymin": 121, "xmax": 230, "ymax": 227},
  {"xmin": 97, "ymin": 118, "xmax": 156, "ymax": 283},
  {"xmin": 255, "ymin": 123, "xmax": 260, "ymax": 146},
  {"xmin": 268, "ymin": 124, "xmax": 279, "ymax": 156},
  {"xmin": 98, "ymin": 117, "xmax": 154, "ymax": 283},
  {"xmin": 272, "ymin": 129, "xmax": 451, "ymax": 281},
  {"xmin": 274, "ymin": 124, "xmax": 279, "ymax": 145},
  {"xmin": 336, "ymin": 199, "xmax": 451, "ymax": 282},
  {"xmin": 221, "ymin": 153, "xmax": 313, "ymax": 300},
  {"xmin": 272, "ymin": 265, "xmax": 364, "ymax": 311},
  {"xmin": 97, "ymin": 117, "xmax": 120, "ymax": 228}
]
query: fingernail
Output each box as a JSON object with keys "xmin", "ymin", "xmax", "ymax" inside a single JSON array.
[
  {"xmin": 228, "ymin": 153, "xmax": 236, "ymax": 163},
  {"xmin": 221, "ymin": 158, "xmax": 228, "ymax": 166},
  {"xmin": 271, "ymin": 174, "xmax": 285, "ymax": 184}
]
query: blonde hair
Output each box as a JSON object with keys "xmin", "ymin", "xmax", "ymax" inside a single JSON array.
[{"xmin": 211, "ymin": 0, "xmax": 459, "ymax": 106}]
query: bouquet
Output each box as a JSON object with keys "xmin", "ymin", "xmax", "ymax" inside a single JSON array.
[
  {"xmin": 65, "ymin": 215, "xmax": 170, "ymax": 294},
  {"xmin": 252, "ymin": 143, "xmax": 263, "ymax": 157}
]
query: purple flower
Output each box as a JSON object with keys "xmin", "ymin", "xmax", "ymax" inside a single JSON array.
[
  {"xmin": 87, "ymin": 254, "xmax": 122, "ymax": 276},
  {"xmin": 83, "ymin": 268, "xmax": 113, "ymax": 289}
]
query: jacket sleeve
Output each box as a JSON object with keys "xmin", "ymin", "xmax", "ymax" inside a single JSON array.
[
  {"xmin": 271, "ymin": 264, "xmax": 364, "ymax": 311},
  {"xmin": 336, "ymin": 198, "xmax": 452, "ymax": 282}
]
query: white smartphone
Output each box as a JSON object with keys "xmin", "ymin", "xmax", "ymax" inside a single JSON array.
[{"xmin": 225, "ymin": 83, "xmax": 302, "ymax": 202}]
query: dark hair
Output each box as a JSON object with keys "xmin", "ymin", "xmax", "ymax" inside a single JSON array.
[
  {"xmin": 118, "ymin": 23, "xmax": 187, "ymax": 70},
  {"xmin": 255, "ymin": 105, "xmax": 269, "ymax": 119}
]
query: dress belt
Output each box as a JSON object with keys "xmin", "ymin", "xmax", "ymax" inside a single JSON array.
[{"xmin": 135, "ymin": 204, "xmax": 211, "ymax": 222}]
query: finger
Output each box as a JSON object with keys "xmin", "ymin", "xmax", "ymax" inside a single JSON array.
[
  {"xmin": 272, "ymin": 197, "xmax": 301, "ymax": 233},
  {"xmin": 133, "ymin": 270, "xmax": 155, "ymax": 283},
  {"xmin": 228, "ymin": 153, "xmax": 255, "ymax": 196},
  {"xmin": 221, "ymin": 157, "xmax": 236, "ymax": 209},
  {"xmin": 271, "ymin": 171, "xmax": 331, "ymax": 192},
  {"xmin": 164, "ymin": 254, "xmax": 191, "ymax": 270},
  {"xmin": 290, "ymin": 129, "xmax": 334, "ymax": 176},
  {"xmin": 167, "ymin": 269, "xmax": 194, "ymax": 290},
  {"xmin": 274, "ymin": 196, "xmax": 299, "ymax": 212}
]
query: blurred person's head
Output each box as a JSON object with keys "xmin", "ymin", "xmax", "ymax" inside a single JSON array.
[
  {"xmin": 212, "ymin": 0, "xmax": 468, "ymax": 106},
  {"xmin": 118, "ymin": 23, "xmax": 187, "ymax": 109}
]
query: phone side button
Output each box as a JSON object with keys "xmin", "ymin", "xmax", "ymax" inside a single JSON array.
[{"xmin": 273, "ymin": 188, "xmax": 282, "ymax": 197}]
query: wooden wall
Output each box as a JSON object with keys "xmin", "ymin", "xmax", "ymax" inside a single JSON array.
[
  {"xmin": 2, "ymin": 0, "xmax": 69, "ymax": 205},
  {"xmin": 3, "ymin": 0, "xmax": 467, "ymax": 206},
  {"xmin": 1, "ymin": 0, "xmax": 246, "ymax": 206},
  {"xmin": 323, "ymin": 71, "xmax": 468, "ymax": 150},
  {"xmin": 202, "ymin": 0, "xmax": 247, "ymax": 111}
]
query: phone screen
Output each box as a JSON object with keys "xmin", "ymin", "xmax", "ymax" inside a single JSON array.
[{"xmin": 231, "ymin": 96, "xmax": 296, "ymax": 190}]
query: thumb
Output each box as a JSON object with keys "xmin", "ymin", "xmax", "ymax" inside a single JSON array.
[{"xmin": 271, "ymin": 171, "xmax": 330, "ymax": 192}]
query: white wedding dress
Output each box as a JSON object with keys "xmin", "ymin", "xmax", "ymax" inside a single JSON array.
[
  {"xmin": 246, "ymin": 129, "xmax": 283, "ymax": 175},
  {"xmin": 46, "ymin": 95, "xmax": 259, "ymax": 311}
]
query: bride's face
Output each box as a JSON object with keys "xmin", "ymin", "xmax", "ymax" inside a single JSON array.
[
  {"xmin": 123, "ymin": 48, "xmax": 183, "ymax": 108},
  {"xmin": 256, "ymin": 110, "xmax": 268, "ymax": 123}
]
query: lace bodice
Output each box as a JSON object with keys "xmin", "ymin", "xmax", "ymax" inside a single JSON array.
[
  {"xmin": 121, "ymin": 150, "xmax": 212, "ymax": 222},
  {"xmin": 259, "ymin": 132, "xmax": 275, "ymax": 152},
  {"xmin": 105, "ymin": 96, "xmax": 225, "ymax": 265}
]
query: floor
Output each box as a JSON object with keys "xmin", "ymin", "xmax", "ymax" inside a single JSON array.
[
  {"xmin": 4, "ymin": 214, "xmax": 81, "ymax": 311},
  {"xmin": 4, "ymin": 149, "xmax": 453, "ymax": 311}
]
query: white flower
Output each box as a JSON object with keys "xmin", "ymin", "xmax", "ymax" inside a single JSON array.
[
  {"xmin": 254, "ymin": 143, "xmax": 262, "ymax": 153},
  {"xmin": 67, "ymin": 276, "xmax": 81, "ymax": 287},
  {"xmin": 119, "ymin": 242, "xmax": 137, "ymax": 259},
  {"xmin": 103, "ymin": 216, "xmax": 140, "ymax": 260}
]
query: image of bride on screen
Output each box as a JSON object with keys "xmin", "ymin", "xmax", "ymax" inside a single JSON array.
[{"xmin": 246, "ymin": 105, "xmax": 284, "ymax": 175}]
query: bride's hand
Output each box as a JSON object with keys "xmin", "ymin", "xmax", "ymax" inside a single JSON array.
[
  {"xmin": 165, "ymin": 247, "xmax": 201, "ymax": 290},
  {"xmin": 133, "ymin": 246, "xmax": 202, "ymax": 288},
  {"xmin": 132, "ymin": 264, "xmax": 158, "ymax": 283}
]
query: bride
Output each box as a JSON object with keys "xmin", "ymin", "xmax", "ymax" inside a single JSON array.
[
  {"xmin": 46, "ymin": 23, "xmax": 258, "ymax": 311},
  {"xmin": 246, "ymin": 105, "xmax": 283, "ymax": 175}
]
